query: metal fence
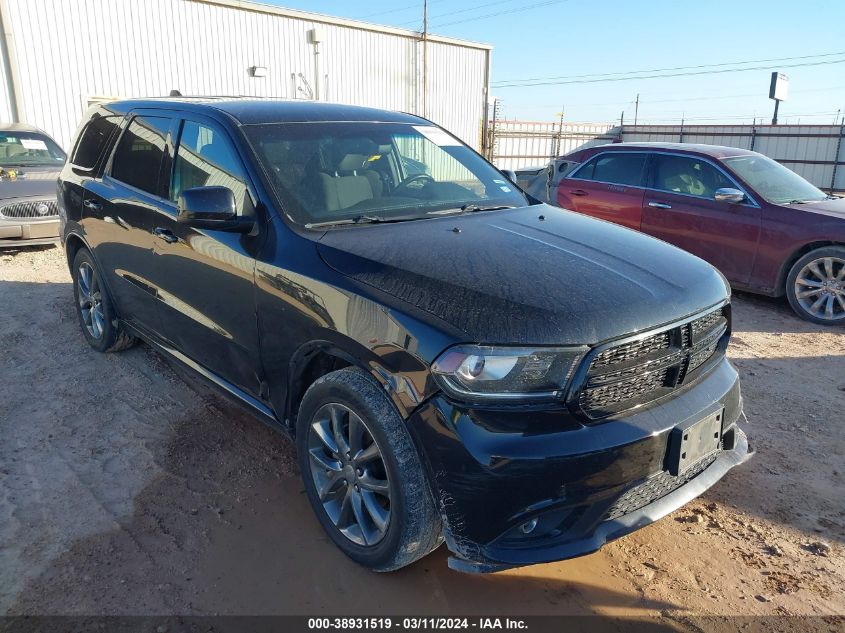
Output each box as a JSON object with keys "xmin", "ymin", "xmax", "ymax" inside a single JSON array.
[
  {"xmin": 489, "ymin": 120, "xmax": 845, "ymax": 192},
  {"xmin": 486, "ymin": 121, "xmax": 618, "ymax": 170}
]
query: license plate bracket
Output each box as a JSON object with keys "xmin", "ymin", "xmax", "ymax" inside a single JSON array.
[{"xmin": 666, "ymin": 408, "xmax": 723, "ymax": 476}]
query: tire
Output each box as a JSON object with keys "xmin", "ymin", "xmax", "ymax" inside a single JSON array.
[
  {"xmin": 72, "ymin": 249, "xmax": 137, "ymax": 352},
  {"xmin": 296, "ymin": 367, "xmax": 442, "ymax": 571},
  {"xmin": 785, "ymin": 246, "xmax": 845, "ymax": 326}
]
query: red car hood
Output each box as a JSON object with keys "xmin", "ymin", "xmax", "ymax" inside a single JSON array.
[{"xmin": 782, "ymin": 195, "xmax": 845, "ymax": 219}]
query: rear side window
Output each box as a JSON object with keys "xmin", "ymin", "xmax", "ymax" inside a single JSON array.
[
  {"xmin": 572, "ymin": 153, "xmax": 646, "ymax": 187},
  {"xmin": 652, "ymin": 154, "xmax": 733, "ymax": 199},
  {"xmin": 110, "ymin": 117, "xmax": 170, "ymax": 196},
  {"xmin": 171, "ymin": 121, "xmax": 249, "ymax": 214},
  {"xmin": 71, "ymin": 116, "xmax": 120, "ymax": 169}
]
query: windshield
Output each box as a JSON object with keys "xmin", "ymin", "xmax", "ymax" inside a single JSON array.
[
  {"xmin": 243, "ymin": 121, "xmax": 528, "ymax": 225},
  {"xmin": 723, "ymin": 154, "xmax": 827, "ymax": 204},
  {"xmin": 0, "ymin": 131, "xmax": 65, "ymax": 167}
]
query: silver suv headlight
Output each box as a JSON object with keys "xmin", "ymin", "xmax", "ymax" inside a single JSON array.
[{"xmin": 431, "ymin": 345, "xmax": 586, "ymax": 401}]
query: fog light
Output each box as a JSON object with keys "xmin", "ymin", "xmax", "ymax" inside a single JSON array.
[{"xmin": 520, "ymin": 518, "xmax": 538, "ymax": 534}]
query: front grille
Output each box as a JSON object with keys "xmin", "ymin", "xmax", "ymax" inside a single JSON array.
[
  {"xmin": 580, "ymin": 367, "xmax": 669, "ymax": 410},
  {"xmin": 0, "ymin": 199, "xmax": 58, "ymax": 219},
  {"xmin": 592, "ymin": 331, "xmax": 671, "ymax": 368},
  {"xmin": 604, "ymin": 451, "xmax": 718, "ymax": 521},
  {"xmin": 577, "ymin": 306, "xmax": 728, "ymax": 419}
]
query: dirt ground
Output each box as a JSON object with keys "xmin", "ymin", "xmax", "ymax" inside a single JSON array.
[{"xmin": 1, "ymin": 244, "xmax": 843, "ymax": 624}]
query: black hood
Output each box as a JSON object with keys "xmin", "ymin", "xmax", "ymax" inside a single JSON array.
[
  {"xmin": 0, "ymin": 166, "xmax": 60, "ymax": 200},
  {"xmin": 317, "ymin": 205, "xmax": 729, "ymax": 345}
]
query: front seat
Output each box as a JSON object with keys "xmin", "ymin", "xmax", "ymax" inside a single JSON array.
[{"xmin": 319, "ymin": 153, "xmax": 377, "ymax": 212}]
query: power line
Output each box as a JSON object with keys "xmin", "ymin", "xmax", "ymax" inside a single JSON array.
[
  {"xmin": 625, "ymin": 84, "xmax": 845, "ymax": 107},
  {"xmin": 492, "ymin": 50, "xmax": 845, "ymax": 86},
  {"xmin": 354, "ymin": 0, "xmax": 447, "ymax": 20},
  {"xmin": 429, "ymin": 0, "xmax": 570, "ymax": 29},
  {"xmin": 396, "ymin": 0, "xmax": 523, "ymax": 26},
  {"xmin": 492, "ymin": 57, "xmax": 845, "ymax": 88},
  {"xmin": 633, "ymin": 110, "xmax": 841, "ymax": 123}
]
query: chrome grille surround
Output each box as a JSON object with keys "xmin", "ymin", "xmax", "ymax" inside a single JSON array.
[
  {"xmin": 0, "ymin": 199, "xmax": 58, "ymax": 219},
  {"xmin": 574, "ymin": 304, "xmax": 730, "ymax": 419}
]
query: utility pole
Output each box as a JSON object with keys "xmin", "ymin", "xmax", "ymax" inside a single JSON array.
[
  {"xmin": 634, "ymin": 93, "xmax": 639, "ymax": 126},
  {"xmin": 554, "ymin": 105, "xmax": 564, "ymax": 157},
  {"xmin": 421, "ymin": 0, "xmax": 428, "ymax": 118},
  {"xmin": 620, "ymin": 110, "xmax": 624, "ymax": 126},
  {"xmin": 489, "ymin": 98, "xmax": 501, "ymax": 162}
]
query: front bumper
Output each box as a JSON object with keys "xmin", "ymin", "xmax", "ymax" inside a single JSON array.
[
  {"xmin": 407, "ymin": 357, "xmax": 752, "ymax": 573},
  {"xmin": 0, "ymin": 218, "xmax": 60, "ymax": 246}
]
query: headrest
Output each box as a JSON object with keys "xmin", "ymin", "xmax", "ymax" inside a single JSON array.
[{"xmin": 336, "ymin": 154, "xmax": 368, "ymax": 172}]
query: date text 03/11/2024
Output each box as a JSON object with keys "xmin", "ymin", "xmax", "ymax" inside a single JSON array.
[{"xmin": 307, "ymin": 617, "xmax": 528, "ymax": 630}]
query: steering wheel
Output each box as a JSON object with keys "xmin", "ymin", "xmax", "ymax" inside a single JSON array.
[{"xmin": 394, "ymin": 173, "xmax": 434, "ymax": 192}]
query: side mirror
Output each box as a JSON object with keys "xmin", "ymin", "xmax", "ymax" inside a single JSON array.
[
  {"xmin": 714, "ymin": 187, "xmax": 745, "ymax": 204},
  {"xmin": 176, "ymin": 186, "xmax": 253, "ymax": 233},
  {"xmin": 500, "ymin": 169, "xmax": 518, "ymax": 184}
]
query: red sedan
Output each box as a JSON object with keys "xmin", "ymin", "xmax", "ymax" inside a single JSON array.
[{"xmin": 552, "ymin": 143, "xmax": 845, "ymax": 325}]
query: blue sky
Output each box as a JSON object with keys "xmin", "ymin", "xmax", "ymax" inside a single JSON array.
[{"xmin": 259, "ymin": 0, "xmax": 845, "ymax": 125}]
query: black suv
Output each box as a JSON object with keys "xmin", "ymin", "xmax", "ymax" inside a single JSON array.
[{"xmin": 58, "ymin": 99, "xmax": 752, "ymax": 573}]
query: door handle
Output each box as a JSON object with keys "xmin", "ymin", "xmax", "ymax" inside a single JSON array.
[
  {"xmin": 153, "ymin": 227, "xmax": 178, "ymax": 244},
  {"xmin": 569, "ymin": 189, "xmax": 588, "ymax": 197},
  {"xmin": 83, "ymin": 199, "xmax": 102, "ymax": 211},
  {"xmin": 648, "ymin": 201, "xmax": 672, "ymax": 209}
]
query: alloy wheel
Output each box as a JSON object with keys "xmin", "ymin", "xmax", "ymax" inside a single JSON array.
[
  {"xmin": 794, "ymin": 256, "xmax": 845, "ymax": 322},
  {"xmin": 307, "ymin": 403, "xmax": 391, "ymax": 546},
  {"xmin": 77, "ymin": 261, "xmax": 105, "ymax": 339}
]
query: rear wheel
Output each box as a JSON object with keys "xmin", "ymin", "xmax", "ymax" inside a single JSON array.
[
  {"xmin": 296, "ymin": 367, "xmax": 442, "ymax": 571},
  {"xmin": 72, "ymin": 249, "xmax": 137, "ymax": 352},
  {"xmin": 785, "ymin": 246, "xmax": 845, "ymax": 325}
]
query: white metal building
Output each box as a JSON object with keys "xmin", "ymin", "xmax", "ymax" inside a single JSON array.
[{"xmin": 0, "ymin": 0, "xmax": 492, "ymax": 151}]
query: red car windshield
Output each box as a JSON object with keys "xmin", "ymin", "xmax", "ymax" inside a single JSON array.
[{"xmin": 723, "ymin": 154, "xmax": 828, "ymax": 204}]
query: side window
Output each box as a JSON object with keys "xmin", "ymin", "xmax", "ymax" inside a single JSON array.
[
  {"xmin": 110, "ymin": 116, "xmax": 170, "ymax": 196},
  {"xmin": 71, "ymin": 116, "xmax": 120, "ymax": 169},
  {"xmin": 572, "ymin": 153, "xmax": 646, "ymax": 186},
  {"xmin": 571, "ymin": 156, "xmax": 597, "ymax": 180},
  {"xmin": 652, "ymin": 155, "xmax": 733, "ymax": 199},
  {"xmin": 171, "ymin": 121, "xmax": 249, "ymax": 215}
]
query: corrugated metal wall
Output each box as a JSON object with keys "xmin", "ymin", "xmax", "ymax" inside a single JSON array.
[
  {"xmin": 0, "ymin": 0, "xmax": 490, "ymax": 151},
  {"xmin": 492, "ymin": 121, "xmax": 845, "ymax": 191}
]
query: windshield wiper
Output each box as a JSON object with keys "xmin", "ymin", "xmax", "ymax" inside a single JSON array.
[
  {"xmin": 427, "ymin": 203, "xmax": 516, "ymax": 217},
  {"xmin": 305, "ymin": 214, "xmax": 421, "ymax": 229},
  {"xmin": 460, "ymin": 203, "xmax": 516, "ymax": 213}
]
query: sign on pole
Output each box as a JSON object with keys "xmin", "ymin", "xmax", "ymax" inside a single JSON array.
[{"xmin": 769, "ymin": 72, "xmax": 788, "ymax": 125}]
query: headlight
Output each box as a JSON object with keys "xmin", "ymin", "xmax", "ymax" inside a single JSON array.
[{"xmin": 431, "ymin": 345, "xmax": 586, "ymax": 401}]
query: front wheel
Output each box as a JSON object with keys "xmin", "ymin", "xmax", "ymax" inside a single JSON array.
[
  {"xmin": 785, "ymin": 246, "xmax": 845, "ymax": 325},
  {"xmin": 296, "ymin": 367, "xmax": 442, "ymax": 571}
]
